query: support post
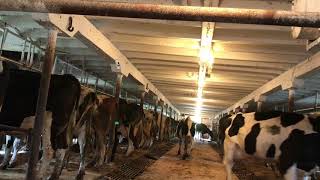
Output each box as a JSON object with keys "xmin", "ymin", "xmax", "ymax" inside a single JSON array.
[
  {"xmin": 242, "ymin": 104, "xmax": 249, "ymax": 113},
  {"xmin": 26, "ymin": 29, "xmax": 58, "ymax": 180},
  {"xmin": 159, "ymin": 103, "xmax": 164, "ymax": 141},
  {"xmin": 103, "ymin": 81, "xmax": 107, "ymax": 91},
  {"xmin": 140, "ymin": 92, "xmax": 146, "ymax": 109},
  {"xmin": 0, "ymin": 26, "xmax": 8, "ymax": 55},
  {"xmin": 153, "ymin": 98, "xmax": 158, "ymax": 113},
  {"xmin": 288, "ymin": 88, "xmax": 295, "ymax": 112},
  {"xmin": 94, "ymin": 76, "xmax": 98, "ymax": 92},
  {"xmin": 257, "ymin": 101, "xmax": 263, "ymax": 112},
  {"xmin": 108, "ymin": 73, "xmax": 123, "ymax": 162},
  {"xmin": 255, "ymin": 95, "xmax": 266, "ymax": 113},
  {"xmin": 315, "ymin": 91, "xmax": 319, "ymax": 111},
  {"xmin": 85, "ymin": 73, "xmax": 89, "ymax": 85}
]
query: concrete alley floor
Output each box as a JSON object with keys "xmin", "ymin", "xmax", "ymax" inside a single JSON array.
[{"xmin": 136, "ymin": 141, "xmax": 238, "ymax": 180}]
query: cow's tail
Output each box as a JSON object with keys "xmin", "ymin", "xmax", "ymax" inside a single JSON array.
[{"xmin": 66, "ymin": 78, "xmax": 81, "ymax": 146}]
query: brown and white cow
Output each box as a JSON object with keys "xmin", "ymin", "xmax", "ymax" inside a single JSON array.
[
  {"xmin": 118, "ymin": 99, "xmax": 145, "ymax": 156},
  {"xmin": 220, "ymin": 111, "xmax": 320, "ymax": 180},
  {"xmin": 90, "ymin": 94, "xmax": 117, "ymax": 166},
  {"xmin": 141, "ymin": 109, "xmax": 157, "ymax": 148}
]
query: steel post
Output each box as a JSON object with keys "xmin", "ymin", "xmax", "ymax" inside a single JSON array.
[
  {"xmin": 288, "ymin": 88, "xmax": 295, "ymax": 112},
  {"xmin": 25, "ymin": 29, "xmax": 58, "ymax": 180},
  {"xmin": 315, "ymin": 91, "xmax": 319, "ymax": 111}
]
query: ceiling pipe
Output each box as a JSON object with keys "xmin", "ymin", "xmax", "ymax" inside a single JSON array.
[{"xmin": 0, "ymin": 0, "xmax": 320, "ymax": 27}]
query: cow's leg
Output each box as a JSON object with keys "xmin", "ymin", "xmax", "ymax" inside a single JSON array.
[
  {"xmin": 39, "ymin": 112, "xmax": 54, "ymax": 179},
  {"xmin": 49, "ymin": 149, "xmax": 66, "ymax": 180},
  {"xmin": 126, "ymin": 125, "xmax": 134, "ymax": 156},
  {"xmin": 182, "ymin": 135, "xmax": 192, "ymax": 160},
  {"xmin": 8, "ymin": 138, "xmax": 22, "ymax": 168},
  {"xmin": 223, "ymin": 138, "xmax": 236, "ymax": 180},
  {"xmin": 96, "ymin": 131, "xmax": 105, "ymax": 166},
  {"xmin": 283, "ymin": 164, "xmax": 297, "ymax": 180},
  {"xmin": 149, "ymin": 137, "xmax": 154, "ymax": 147},
  {"xmin": 177, "ymin": 137, "xmax": 182, "ymax": 155},
  {"xmin": 0, "ymin": 136, "xmax": 14, "ymax": 169},
  {"xmin": 138, "ymin": 129, "xmax": 146, "ymax": 149},
  {"xmin": 76, "ymin": 125, "xmax": 86, "ymax": 180}
]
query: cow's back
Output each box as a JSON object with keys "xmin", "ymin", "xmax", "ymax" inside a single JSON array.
[
  {"xmin": 0, "ymin": 69, "xmax": 80, "ymax": 128},
  {"xmin": 225, "ymin": 112, "xmax": 319, "ymax": 159}
]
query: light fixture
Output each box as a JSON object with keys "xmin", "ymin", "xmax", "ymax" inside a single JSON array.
[{"xmin": 195, "ymin": 21, "xmax": 215, "ymax": 124}]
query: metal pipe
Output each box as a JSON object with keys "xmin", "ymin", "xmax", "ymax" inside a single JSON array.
[
  {"xmin": 257, "ymin": 101, "xmax": 263, "ymax": 112},
  {"xmin": 315, "ymin": 91, "xmax": 319, "ymax": 112},
  {"xmin": 0, "ymin": 124, "xmax": 31, "ymax": 133},
  {"xmin": 1, "ymin": 0, "xmax": 320, "ymax": 27},
  {"xmin": 26, "ymin": 29, "xmax": 58, "ymax": 180},
  {"xmin": 20, "ymin": 39, "xmax": 26, "ymax": 63},
  {"xmin": 140, "ymin": 92, "xmax": 145, "ymax": 109},
  {"xmin": 0, "ymin": 27, "xmax": 8, "ymax": 56},
  {"xmin": 94, "ymin": 76, "xmax": 98, "ymax": 92},
  {"xmin": 159, "ymin": 104, "xmax": 164, "ymax": 141},
  {"xmin": 28, "ymin": 45, "xmax": 35, "ymax": 67},
  {"xmin": 26, "ymin": 42, "xmax": 32, "ymax": 65}
]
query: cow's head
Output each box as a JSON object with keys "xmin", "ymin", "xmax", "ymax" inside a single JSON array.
[{"xmin": 308, "ymin": 112, "xmax": 320, "ymax": 132}]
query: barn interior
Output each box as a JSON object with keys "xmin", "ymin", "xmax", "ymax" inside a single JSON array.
[{"xmin": 0, "ymin": 0, "xmax": 320, "ymax": 179}]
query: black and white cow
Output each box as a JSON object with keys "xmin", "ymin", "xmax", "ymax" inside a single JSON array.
[
  {"xmin": 0, "ymin": 66, "xmax": 81, "ymax": 179},
  {"xmin": 176, "ymin": 117, "xmax": 195, "ymax": 160},
  {"xmin": 220, "ymin": 111, "xmax": 320, "ymax": 180},
  {"xmin": 195, "ymin": 123, "xmax": 215, "ymax": 141}
]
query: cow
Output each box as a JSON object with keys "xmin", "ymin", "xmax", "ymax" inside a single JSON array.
[
  {"xmin": 195, "ymin": 123, "xmax": 215, "ymax": 141},
  {"xmin": 170, "ymin": 118, "xmax": 179, "ymax": 138},
  {"xmin": 118, "ymin": 99, "xmax": 145, "ymax": 156},
  {"xmin": 89, "ymin": 94, "xmax": 117, "ymax": 167},
  {"xmin": 220, "ymin": 111, "xmax": 320, "ymax": 180},
  {"xmin": 141, "ymin": 109, "xmax": 157, "ymax": 148},
  {"xmin": 0, "ymin": 67, "xmax": 81, "ymax": 179},
  {"xmin": 163, "ymin": 117, "xmax": 171, "ymax": 141},
  {"xmin": 157, "ymin": 114, "xmax": 168, "ymax": 141},
  {"xmin": 71, "ymin": 86, "xmax": 99, "ymax": 179},
  {"xmin": 176, "ymin": 117, "xmax": 195, "ymax": 160}
]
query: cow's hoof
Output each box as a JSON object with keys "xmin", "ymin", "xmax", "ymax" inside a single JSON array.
[
  {"xmin": 86, "ymin": 160, "xmax": 96, "ymax": 168},
  {"xmin": 7, "ymin": 162, "xmax": 17, "ymax": 168},
  {"xmin": 182, "ymin": 154, "xmax": 191, "ymax": 160},
  {"xmin": 76, "ymin": 170, "xmax": 85, "ymax": 180},
  {"xmin": 47, "ymin": 175, "xmax": 58, "ymax": 180},
  {"xmin": 0, "ymin": 163, "xmax": 9, "ymax": 170}
]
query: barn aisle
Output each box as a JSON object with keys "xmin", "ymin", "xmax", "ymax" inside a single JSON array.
[{"xmin": 136, "ymin": 141, "xmax": 238, "ymax": 180}]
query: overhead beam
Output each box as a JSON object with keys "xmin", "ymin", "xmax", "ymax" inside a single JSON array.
[
  {"xmin": 1, "ymin": 0, "xmax": 319, "ymax": 27},
  {"xmin": 130, "ymin": 58, "xmax": 293, "ymax": 70},
  {"xmin": 37, "ymin": 14, "xmax": 178, "ymax": 113},
  {"xmin": 222, "ymin": 51, "xmax": 320, "ymax": 114},
  {"xmin": 125, "ymin": 51, "xmax": 302, "ymax": 65}
]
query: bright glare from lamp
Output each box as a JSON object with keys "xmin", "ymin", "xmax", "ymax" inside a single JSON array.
[{"xmin": 199, "ymin": 48, "xmax": 214, "ymax": 64}]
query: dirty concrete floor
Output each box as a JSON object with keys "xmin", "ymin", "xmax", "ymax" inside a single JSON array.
[{"xmin": 136, "ymin": 142, "xmax": 238, "ymax": 180}]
